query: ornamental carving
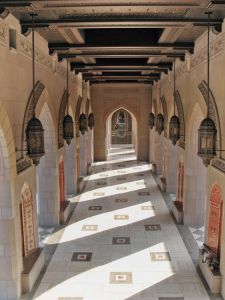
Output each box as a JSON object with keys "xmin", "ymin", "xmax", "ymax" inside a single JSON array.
[
  {"xmin": 208, "ymin": 184, "xmax": 223, "ymax": 256},
  {"xmin": 0, "ymin": 20, "xmax": 7, "ymax": 45},
  {"xmin": 198, "ymin": 80, "xmax": 222, "ymax": 159},
  {"xmin": 174, "ymin": 91, "xmax": 185, "ymax": 149},
  {"xmin": 58, "ymin": 90, "xmax": 68, "ymax": 149},
  {"xmin": 20, "ymin": 183, "xmax": 36, "ymax": 257},
  {"xmin": 160, "ymin": 95, "xmax": 168, "ymax": 138}
]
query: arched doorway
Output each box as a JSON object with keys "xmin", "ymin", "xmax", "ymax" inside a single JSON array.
[
  {"xmin": 106, "ymin": 107, "xmax": 138, "ymax": 157},
  {"xmin": 111, "ymin": 109, "xmax": 132, "ymax": 145},
  {"xmin": 184, "ymin": 103, "xmax": 207, "ymax": 226}
]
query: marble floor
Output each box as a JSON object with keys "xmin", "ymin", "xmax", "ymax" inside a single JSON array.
[{"xmin": 33, "ymin": 145, "xmax": 211, "ymax": 300}]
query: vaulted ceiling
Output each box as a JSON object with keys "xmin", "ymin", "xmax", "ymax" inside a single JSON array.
[{"xmin": 2, "ymin": 0, "xmax": 225, "ymax": 84}]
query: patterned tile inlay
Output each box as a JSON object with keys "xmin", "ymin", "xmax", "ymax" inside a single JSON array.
[
  {"xmin": 116, "ymin": 186, "xmax": 127, "ymax": 191},
  {"xmin": 136, "ymin": 181, "xmax": 146, "ymax": 185},
  {"xmin": 117, "ymin": 177, "xmax": 127, "ymax": 181},
  {"xmin": 150, "ymin": 252, "xmax": 171, "ymax": 261},
  {"xmin": 93, "ymin": 192, "xmax": 105, "ymax": 196},
  {"xmin": 145, "ymin": 224, "xmax": 161, "ymax": 231},
  {"xmin": 58, "ymin": 298, "xmax": 83, "ymax": 300},
  {"xmin": 114, "ymin": 215, "xmax": 129, "ymax": 220},
  {"xmin": 115, "ymin": 198, "xmax": 128, "ymax": 203},
  {"xmin": 110, "ymin": 272, "xmax": 133, "ymax": 284},
  {"xmin": 138, "ymin": 191, "xmax": 150, "ymax": 196},
  {"xmin": 112, "ymin": 237, "xmax": 130, "ymax": 245},
  {"xmin": 117, "ymin": 170, "xmax": 126, "ymax": 174},
  {"xmin": 158, "ymin": 298, "xmax": 184, "ymax": 300},
  {"xmin": 141, "ymin": 205, "xmax": 154, "ymax": 211},
  {"xmin": 99, "ymin": 173, "xmax": 108, "ymax": 177},
  {"xmin": 71, "ymin": 252, "xmax": 92, "ymax": 262},
  {"xmin": 96, "ymin": 182, "xmax": 107, "ymax": 186},
  {"xmin": 82, "ymin": 225, "xmax": 98, "ymax": 231},
  {"xmin": 88, "ymin": 206, "xmax": 102, "ymax": 211}
]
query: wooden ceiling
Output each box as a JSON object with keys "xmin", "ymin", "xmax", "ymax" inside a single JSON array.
[{"xmin": 2, "ymin": 1, "xmax": 225, "ymax": 84}]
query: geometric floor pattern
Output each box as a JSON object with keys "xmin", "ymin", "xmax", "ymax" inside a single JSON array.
[
  {"xmin": 188, "ymin": 226, "xmax": 205, "ymax": 248},
  {"xmin": 33, "ymin": 145, "xmax": 210, "ymax": 300}
]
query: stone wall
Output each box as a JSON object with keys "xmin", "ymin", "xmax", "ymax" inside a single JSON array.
[{"xmin": 91, "ymin": 83, "xmax": 151, "ymax": 161}]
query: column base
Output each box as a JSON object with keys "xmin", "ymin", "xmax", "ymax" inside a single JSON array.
[
  {"xmin": 171, "ymin": 200, "xmax": 183, "ymax": 224},
  {"xmin": 78, "ymin": 176, "xmax": 85, "ymax": 193},
  {"xmin": 21, "ymin": 248, "xmax": 45, "ymax": 294},
  {"xmin": 87, "ymin": 163, "xmax": 92, "ymax": 175},
  {"xmin": 158, "ymin": 176, "xmax": 166, "ymax": 192},
  {"xmin": 60, "ymin": 201, "xmax": 72, "ymax": 224},
  {"xmin": 198, "ymin": 251, "xmax": 222, "ymax": 293}
]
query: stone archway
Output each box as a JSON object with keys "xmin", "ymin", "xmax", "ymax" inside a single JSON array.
[{"xmin": 106, "ymin": 107, "xmax": 138, "ymax": 158}]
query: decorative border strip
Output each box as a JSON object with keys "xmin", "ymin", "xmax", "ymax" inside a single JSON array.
[
  {"xmin": 16, "ymin": 157, "xmax": 32, "ymax": 174},
  {"xmin": 212, "ymin": 158, "xmax": 225, "ymax": 174}
]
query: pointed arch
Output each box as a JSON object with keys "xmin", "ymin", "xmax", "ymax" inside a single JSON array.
[
  {"xmin": 20, "ymin": 81, "xmax": 45, "ymax": 172},
  {"xmin": 160, "ymin": 95, "xmax": 168, "ymax": 138},
  {"xmin": 198, "ymin": 80, "xmax": 222, "ymax": 158},
  {"xmin": 174, "ymin": 90, "xmax": 185, "ymax": 149},
  {"xmin": 58, "ymin": 90, "xmax": 68, "ymax": 149}
]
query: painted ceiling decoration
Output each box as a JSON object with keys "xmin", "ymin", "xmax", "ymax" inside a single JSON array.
[{"xmin": 2, "ymin": 0, "xmax": 225, "ymax": 83}]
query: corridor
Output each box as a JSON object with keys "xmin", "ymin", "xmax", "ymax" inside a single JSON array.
[{"xmin": 33, "ymin": 145, "xmax": 209, "ymax": 300}]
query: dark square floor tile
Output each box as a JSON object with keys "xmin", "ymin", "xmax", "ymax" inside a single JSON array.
[
  {"xmin": 141, "ymin": 205, "xmax": 154, "ymax": 210},
  {"xmin": 114, "ymin": 215, "xmax": 129, "ymax": 220},
  {"xmin": 150, "ymin": 252, "xmax": 171, "ymax": 261},
  {"xmin": 88, "ymin": 206, "xmax": 102, "ymax": 211},
  {"xmin": 138, "ymin": 191, "xmax": 150, "ymax": 196},
  {"xmin": 112, "ymin": 237, "xmax": 130, "ymax": 245},
  {"xmin": 145, "ymin": 224, "xmax": 161, "ymax": 231},
  {"xmin": 116, "ymin": 186, "xmax": 127, "ymax": 191},
  {"xmin": 82, "ymin": 225, "xmax": 98, "ymax": 231},
  {"xmin": 71, "ymin": 252, "xmax": 92, "ymax": 262},
  {"xmin": 93, "ymin": 192, "xmax": 105, "ymax": 196},
  {"xmin": 158, "ymin": 298, "xmax": 184, "ymax": 300},
  {"xmin": 115, "ymin": 198, "xmax": 128, "ymax": 203},
  {"xmin": 110, "ymin": 272, "xmax": 132, "ymax": 284}
]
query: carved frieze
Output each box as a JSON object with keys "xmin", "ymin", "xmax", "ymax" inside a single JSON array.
[
  {"xmin": 0, "ymin": 20, "xmax": 8, "ymax": 46},
  {"xmin": 16, "ymin": 157, "xmax": 32, "ymax": 174},
  {"xmin": 211, "ymin": 159, "xmax": 225, "ymax": 174}
]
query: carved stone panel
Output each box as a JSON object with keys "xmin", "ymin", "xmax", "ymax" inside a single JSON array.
[{"xmin": 20, "ymin": 183, "xmax": 36, "ymax": 257}]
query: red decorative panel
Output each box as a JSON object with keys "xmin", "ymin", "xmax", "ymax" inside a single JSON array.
[
  {"xmin": 208, "ymin": 184, "xmax": 223, "ymax": 256},
  {"xmin": 20, "ymin": 184, "xmax": 36, "ymax": 257},
  {"xmin": 59, "ymin": 161, "xmax": 65, "ymax": 204}
]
